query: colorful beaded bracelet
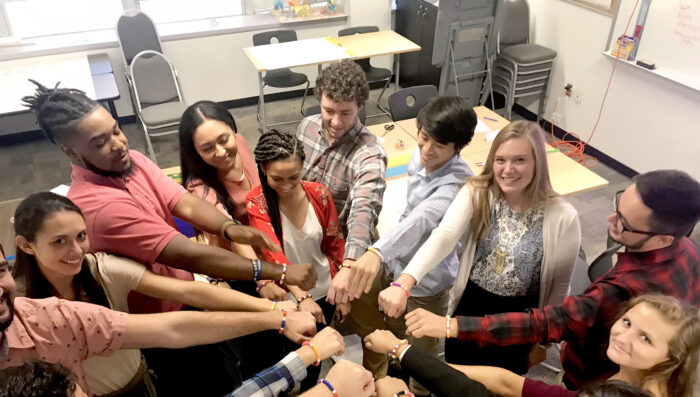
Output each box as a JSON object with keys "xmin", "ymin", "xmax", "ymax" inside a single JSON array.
[
  {"xmin": 302, "ymin": 341, "xmax": 321, "ymax": 366},
  {"xmin": 390, "ymin": 339, "xmax": 408, "ymax": 360},
  {"xmin": 393, "ymin": 391, "xmax": 415, "ymax": 397},
  {"xmin": 279, "ymin": 309, "xmax": 288, "ymax": 334},
  {"xmin": 256, "ymin": 280, "xmax": 274, "ymax": 293},
  {"xmin": 390, "ymin": 282, "xmax": 410, "ymax": 297},
  {"xmin": 446, "ymin": 315, "xmax": 451, "ymax": 339},
  {"xmin": 279, "ymin": 263, "xmax": 287, "ymax": 285},
  {"xmin": 318, "ymin": 379, "xmax": 338, "ymax": 397}
]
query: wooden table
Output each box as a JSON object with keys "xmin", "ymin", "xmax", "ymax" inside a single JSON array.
[
  {"xmin": 368, "ymin": 106, "xmax": 609, "ymax": 196},
  {"xmin": 243, "ymin": 30, "xmax": 420, "ymax": 132}
]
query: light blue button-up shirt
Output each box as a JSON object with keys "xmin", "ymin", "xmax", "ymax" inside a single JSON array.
[{"xmin": 373, "ymin": 148, "xmax": 473, "ymax": 297}]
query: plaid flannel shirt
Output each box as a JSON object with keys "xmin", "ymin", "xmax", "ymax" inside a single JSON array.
[
  {"xmin": 297, "ymin": 114, "xmax": 387, "ymax": 260},
  {"xmin": 456, "ymin": 237, "xmax": 700, "ymax": 388},
  {"xmin": 224, "ymin": 352, "xmax": 307, "ymax": 397}
]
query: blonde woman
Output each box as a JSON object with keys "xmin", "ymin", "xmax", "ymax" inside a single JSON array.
[{"xmin": 399, "ymin": 120, "xmax": 581, "ymax": 373}]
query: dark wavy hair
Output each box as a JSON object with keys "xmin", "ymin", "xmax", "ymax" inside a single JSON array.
[
  {"xmin": 314, "ymin": 59, "xmax": 369, "ymax": 107},
  {"xmin": 179, "ymin": 100, "xmax": 241, "ymax": 220},
  {"xmin": 253, "ymin": 130, "xmax": 306, "ymax": 246},
  {"xmin": 634, "ymin": 170, "xmax": 700, "ymax": 238},
  {"xmin": 0, "ymin": 360, "xmax": 76, "ymax": 397},
  {"xmin": 416, "ymin": 96, "xmax": 477, "ymax": 151},
  {"xmin": 13, "ymin": 192, "xmax": 109, "ymax": 308}
]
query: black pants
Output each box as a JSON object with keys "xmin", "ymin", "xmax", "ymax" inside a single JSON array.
[{"xmin": 445, "ymin": 281, "xmax": 538, "ymax": 375}]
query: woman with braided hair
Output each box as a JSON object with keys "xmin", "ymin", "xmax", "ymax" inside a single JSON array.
[{"xmin": 247, "ymin": 130, "xmax": 350, "ymax": 326}]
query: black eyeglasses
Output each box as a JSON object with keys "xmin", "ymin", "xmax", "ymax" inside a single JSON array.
[{"xmin": 614, "ymin": 190, "xmax": 658, "ymax": 236}]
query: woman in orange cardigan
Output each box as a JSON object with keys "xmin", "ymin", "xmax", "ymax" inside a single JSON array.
[{"xmin": 247, "ymin": 130, "xmax": 350, "ymax": 324}]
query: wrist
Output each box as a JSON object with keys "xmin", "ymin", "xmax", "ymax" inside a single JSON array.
[
  {"xmin": 278, "ymin": 309, "xmax": 288, "ymax": 334},
  {"xmin": 390, "ymin": 282, "xmax": 410, "ymax": 298},
  {"xmin": 297, "ymin": 293, "xmax": 313, "ymax": 308},
  {"xmin": 318, "ymin": 379, "xmax": 339, "ymax": 397},
  {"xmin": 297, "ymin": 345, "xmax": 317, "ymax": 367},
  {"xmin": 395, "ymin": 343, "xmax": 410, "ymax": 360},
  {"xmin": 302, "ymin": 341, "xmax": 321, "ymax": 366},
  {"xmin": 366, "ymin": 247, "xmax": 384, "ymax": 261},
  {"xmin": 396, "ymin": 274, "xmax": 417, "ymax": 290},
  {"xmin": 220, "ymin": 220, "xmax": 238, "ymax": 241}
]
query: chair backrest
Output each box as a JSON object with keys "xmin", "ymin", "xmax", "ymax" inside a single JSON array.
[
  {"xmin": 388, "ymin": 85, "xmax": 438, "ymax": 121},
  {"xmin": 117, "ymin": 10, "xmax": 162, "ymax": 67},
  {"xmin": 253, "ymin": 29, "xmax": 298, "ymax": 46},
  {"xmin": 588, "ymin": 243, "xmax": 623, "ymax": 283},
  {"xmin": 130, "ymin": 50, "xmax": 182, "ymax": 109},
  {"xmin": 304, "ymin": 104, "xmax": 367, "ymax": 125},
  {"xmin": 338, "ymin": 26, "xmax": 379, "ymax": 71},
  {"xmin": 499, "ymin": 0, "xmax": 529, "ymax": 46}
]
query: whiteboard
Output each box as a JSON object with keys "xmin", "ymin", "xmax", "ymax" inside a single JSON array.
[{"xmin": 607, "ymin": 0, "xmax": 700, "ymax": 90}]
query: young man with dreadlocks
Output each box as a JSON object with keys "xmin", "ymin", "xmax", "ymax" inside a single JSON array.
[
  {"xmin": 22, "ymin": 80, "xmax": 317, "ymax": 315},
  {"xmin": 296, "ymin": 60, "xmax": 387, "ymax": 304}
]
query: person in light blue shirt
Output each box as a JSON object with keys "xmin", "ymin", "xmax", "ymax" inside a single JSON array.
[{"xmin": 330, "ymin": 96, "xmax": 477, "ymax": 395}]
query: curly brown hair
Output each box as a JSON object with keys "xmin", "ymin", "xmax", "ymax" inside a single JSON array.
[{"xmin": 314, "ymin": 59, "xmax": 369, "ymax": 106}]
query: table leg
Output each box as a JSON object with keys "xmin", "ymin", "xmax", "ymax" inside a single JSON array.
[
  {"xmin": 106, "ymin": 100, "xmax": 120, "ymax": 127},
  {"xmin": 395, "ymin": 56, "xmax": 401, "ymax": 91},
  {"xmin": 257, "ymin": 72, "xmax": 267, "ymax": 133}
]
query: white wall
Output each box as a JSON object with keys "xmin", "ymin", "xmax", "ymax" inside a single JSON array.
[{"xmin": 524, "ymin": 0, "xmax": 700, "ymax": 180}]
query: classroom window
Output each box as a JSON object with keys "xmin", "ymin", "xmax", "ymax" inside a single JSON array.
[
  {"xmin": 249, "ymin": 0, "xmax": 341, "ymax": 15},
  {"xmin": 137, "ymin": 0, "xmax": 244, "ymax": 24},
  {"xmin": 3, "ymin": 0, "xmax": 124, "ymax": 38}
]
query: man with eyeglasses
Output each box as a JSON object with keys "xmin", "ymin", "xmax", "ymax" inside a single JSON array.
[{"xmin": 405, "ymin": 169, "xmax": 700, "ymax": 389}]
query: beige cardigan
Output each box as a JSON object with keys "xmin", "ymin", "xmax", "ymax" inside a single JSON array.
[{"xmin": 403, "ymin": 184, "xmax": 582, "ymax": 315}]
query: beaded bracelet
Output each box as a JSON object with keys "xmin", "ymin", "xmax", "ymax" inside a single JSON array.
[
  {"xmin": 297, "ymin": 293, "xmax": 313, "ymax": 307},
  {"xmin": 251, "ymin": 259, "xmax": 262, "ymax": 281},
  {"xmin": 446, "ymin": 316, "xmax": 451, "ymax": 339},
  {"xmin": 367, "ymin": 247, "xmax": 384, "ymax": 261},
  {"xmin": 318, "ymin": 379, "xmax": 338, "ymax": 397},
  {"xmin": 393, "ymin": 391, "xmax": 415, "ymax": 397},
  {"xmin": 339, "ymin": 262, "xmax": 352, "ymax": 270},
  {"xmin": 256, "ymin": 280, "xmax": 274, "ymax": 293},
  {"xmin": 279, "ymin": 309, "xmax": 288, "ymax": 334},
  {"xmin": 220, "ymin": 220, "xmax": 237, "ymax": 242},
  {"xmin": 390, "ymin": 339, "xmax": 408, "ymax": 360},
  {"xmin": 270, "ymin": 300, "xmax": 277, "ymax": 311},
  {"xmin": 302, "ymin": 341, "xmax": 321, "ymax": 366},
  {"xmin": 279, "ymin": 263, "xmax": 287, "ymax": 285},
  {"xmin": 390, "ymin": 282, "xmax": 410, "ymax": 298}
]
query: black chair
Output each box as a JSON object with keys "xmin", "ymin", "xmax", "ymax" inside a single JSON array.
[
  {"xmin": 387, "ymin": 85, "xmax": 438, "ymax": 121},
  {"xmin": 252, "ymin": 29, "xmax": 310, "ymax": 123},
  {"xmin": 588, "ymin": 241, "xmax": 623, "ymax": 283},
  {"xmin": 303, "ymin": 105, "xmax": 367, "ymax": 126},
  {"xmin": 338, "ymin": 26, "xmax": 393, "ymax": 114}
]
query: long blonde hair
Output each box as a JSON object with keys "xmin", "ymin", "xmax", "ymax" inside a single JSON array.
[
  {"xmin": 468, "ymin": 120, "xmax": 555, "ymax": 242},
  {"xmin": 618, "ymin": 294, "xmax": 700, "ymax": 397}
]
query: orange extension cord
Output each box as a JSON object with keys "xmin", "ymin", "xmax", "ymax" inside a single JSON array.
[{"xmin": 547, "ymin": 0, "xmax": 641, "ymax": 169}]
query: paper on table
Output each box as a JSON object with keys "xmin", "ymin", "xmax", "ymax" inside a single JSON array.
[
  {"xmin": 486, "ymin": 129, "xmax": 501, "ymax": 141},
  {"xmin": 244, "ymin": 38, "xmax": 350, "ymax": 71},
  {"xmin": 331, "ymin": 334, "xmax": 363, "ymax": 365},
  {"xmin": 474, "ymin": 118, "xmax": 490, "ymax": 133},
  {"xmin": 50, "ymin": 184, "xmax": 70, "ymax": 196},
  {"xmin": 0, "ymin": 54, "xmax": 95, "ymax": 114}
]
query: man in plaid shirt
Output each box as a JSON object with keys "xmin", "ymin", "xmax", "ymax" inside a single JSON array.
[
  {"xmin": 405, "ymin": 170, "xmax": 700, "ymax": 388},
  {"xmin": 297, "ymin": 60, "xmax": 387, "ymax": 269}
]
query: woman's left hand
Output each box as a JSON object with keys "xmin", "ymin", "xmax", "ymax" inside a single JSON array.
[
  {"xmin": 364, "ymin": 329, "xmax": 402, "ymax": 355},
  {"xmin": 378, "ymin": 286, "xmax": 409, "ymax": 318},
  {"xmin": 299, "ymin": 298, "xmax": 326, "ymax": 325},
  {"xmin": 405, "ymin": 308, "xmax": 448, "ymax": 339}
]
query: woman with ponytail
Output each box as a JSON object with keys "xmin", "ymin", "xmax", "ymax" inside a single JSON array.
[{"xmin": 247, "ymin": 130, "xmax": 349, "ymax": 325}]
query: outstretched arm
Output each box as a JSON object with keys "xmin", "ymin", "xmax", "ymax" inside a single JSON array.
[
  {"xmin": 450, "ymin": 365, "xmax": 525, "ymax": 397},
  {"xmin": 123, "ymin": 309, "xmax": 317, "ymax": 349}
]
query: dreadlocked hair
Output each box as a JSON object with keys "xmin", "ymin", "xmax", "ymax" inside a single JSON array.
[
  {"xmin": 253, "ymin": 129, "xmax": 306, "ymax": 246},
  {"xmin": 21, "ymin": 79, "xmax": 100, "ymax": 144}
]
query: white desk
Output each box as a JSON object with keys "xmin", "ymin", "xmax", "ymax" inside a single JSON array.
[{"xmin": 243, "ymin": 30, "xmax": 421, "ymax": 131}]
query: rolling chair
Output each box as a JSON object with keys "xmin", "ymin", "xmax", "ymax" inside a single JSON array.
[
  {"xmin": 338, "ymin": 26, "xmax": 393, "ymax": 116},
  {"xmin": 129, "ymin": 50, "xmax": 188, "ymax": 164},
  {"xmin": 252, "ymin": 30, "xmax": 311, "ymax": 130},
  {"xmin": 387, "ymin": 85, "xmax": 438, "ymax": 121},
  {"xmin": 492, "ymin": 0, "xmax": 556, "ymax": 121}
]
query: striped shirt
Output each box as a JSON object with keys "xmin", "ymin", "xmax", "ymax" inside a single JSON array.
[
  {"xmin": 297, "ymin": 114, "xmax": 387, "ymax": 260},
  {"xmin": 224, "ymin": 352, "xmax": 307, "ymax": 397}
]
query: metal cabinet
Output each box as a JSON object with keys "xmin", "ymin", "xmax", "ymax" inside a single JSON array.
[{"xmin": 395, "ymin": 0, "xmax": 442, "ymax": 87}]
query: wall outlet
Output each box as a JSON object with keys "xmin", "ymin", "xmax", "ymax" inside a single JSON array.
[{"xmin": 572, "ymin": 89, "xmax": 583, "ymax": 104}]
